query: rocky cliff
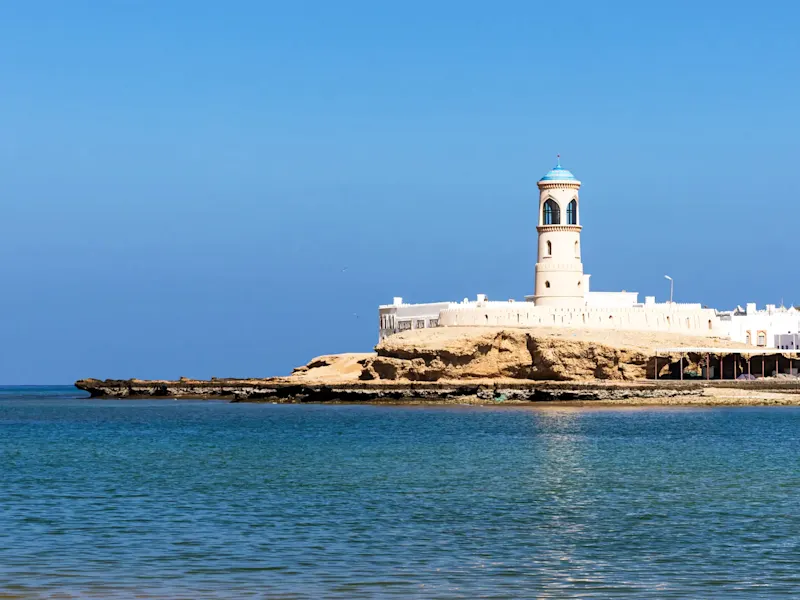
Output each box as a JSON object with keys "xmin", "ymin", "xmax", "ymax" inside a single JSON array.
[
  {"xmin": 349, "ymin": 326, "xmax": 750, "ymax": 382},
  {"xmin": 76, "ymin": 326, "xmax": 766, "ymax": 401},
  {"xmin": 363, "ymin": 328, "xmax": 641, "ymax": 381}
]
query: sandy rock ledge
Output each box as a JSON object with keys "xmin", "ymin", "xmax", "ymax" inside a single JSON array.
[{"xmin": 75, "ymin": 326, "xmax": 800, "ymax": 405}]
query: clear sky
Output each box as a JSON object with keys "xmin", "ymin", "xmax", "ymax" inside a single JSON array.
[{"xmin": 1, "ymin": 1, "xmax": 798, "ymax": 384}]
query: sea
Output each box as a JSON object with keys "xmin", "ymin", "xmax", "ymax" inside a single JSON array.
[{"xmin": 1, "ymin": 386, "xmax": 799, "ymax": 598}]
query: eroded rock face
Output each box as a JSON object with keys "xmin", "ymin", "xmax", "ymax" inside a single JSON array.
[
  {"xmin": 290, "ymin": 353, "xmax": 374, "ymax": 381},
  {"xmin": 360, "ymin": 328, "xmax": 653, "ymax": 381},
  {"xmin": 74, "ymin": 326, "xmax": 782, "ymax": 401},
  {"xmin": 76, "ymin": 327, "xmax": 755, "ymax": 400},
  {"xmin": 364, "ymin": 330, "xmax": 532, "ymax": 380}
]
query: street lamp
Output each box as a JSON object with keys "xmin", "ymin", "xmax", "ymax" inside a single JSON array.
[{"xmin": 664, "ymin": 275, "xmax": 673, "ymax": 304}]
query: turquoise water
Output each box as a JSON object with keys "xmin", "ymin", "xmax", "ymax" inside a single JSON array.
[{"xmin": 2, "ymin": 387, "xmax": 800, "ymax": 598}]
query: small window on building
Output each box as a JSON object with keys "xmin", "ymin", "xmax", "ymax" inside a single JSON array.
[
  {"xmin": 574, "ymin": 241, "xmax": 580, "ymax": 258},
  {"xmin": 543, "ymin": 199, "xmax": 561, "ymax": 225},
  {"xmin": 757, "ymin": 331, "xmax": 766, "ymax": 347},
  {"xmin": 746, "ymin": 331, "xmax": 751, "ymax": 345},
  {"xmin": 545, "ymin": 281, "xmax": 551, "ymax": 288},
  {"xmin": 546, "ymin": 240, "xmax": 552, "ymax": 256},
  {"xmin": 567, "ymin": 199, "xmax": 578, "ymax": 225},
  {"xmin": 708, "ymin": 319, "xmax": 713, "ymax": 330},
  {"xmin": 398, "ymin": 320, "xmax": 412, "ymax": 332},
  {"xmin": 429, "ymin": 318, "xmax": 439, "ymax": 328},
  {"xmin": 416, "ymin": 319, "xmax": 425, "ymax": 329}
]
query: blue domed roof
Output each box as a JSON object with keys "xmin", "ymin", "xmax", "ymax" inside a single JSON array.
[{"xmin": 539, "ymin": 156, "xmax": 578, "ymax": 182}]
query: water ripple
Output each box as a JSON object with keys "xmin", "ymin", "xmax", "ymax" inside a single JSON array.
[{"xmin": 1, "ymin": 394, "xmax": 800, "ymax": 597}]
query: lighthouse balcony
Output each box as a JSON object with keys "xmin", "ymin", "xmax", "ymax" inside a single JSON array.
[{"xmin": 536, "ymin": 224, "xmax": 582, "ymax": 233}]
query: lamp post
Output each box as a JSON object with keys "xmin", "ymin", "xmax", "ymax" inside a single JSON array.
[{"xmin": 664, "ymin": 275, "xmax": 674, "ymax": 304}]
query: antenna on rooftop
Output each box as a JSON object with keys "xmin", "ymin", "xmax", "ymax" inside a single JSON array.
[{"xmin": 556, "ymin": 154, "xmax": 561, "ymax": 167}]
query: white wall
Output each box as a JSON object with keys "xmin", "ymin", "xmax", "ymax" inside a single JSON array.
[
  {"xmin": 719, "ymin": 305, "xmax": 800, "ymax": 349},
  {"xmin": 379, "ymin": 295, "xmax": 722, "ymax": 340},
  {"xmin": 776, "ymin": 333, "xmax": 800, "ymax": 350},
  {"xmin": 438, "ymin": 302, "xmax": 723, "ymax": 335},
  {"xmin": 378, "ymin": 300, "xmax": 454, "ymax": 342}
]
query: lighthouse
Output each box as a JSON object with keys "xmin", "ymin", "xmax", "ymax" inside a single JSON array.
[{"xmin": 533, "ymin": 157, "xmax": 585, "ymax": 307}]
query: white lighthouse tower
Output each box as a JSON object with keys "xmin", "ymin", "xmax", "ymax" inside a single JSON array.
[{"xmin": 533, "ymin": 157, "xmax": 585, "ymax": 307}]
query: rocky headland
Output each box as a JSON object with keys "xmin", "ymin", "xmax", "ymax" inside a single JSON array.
[{"xmin": 75, "ymin": 326, "xmax": 800, "ymax": 405}]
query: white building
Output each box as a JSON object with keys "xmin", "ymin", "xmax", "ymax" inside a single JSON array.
[
  {"xmin": 376, "ymin": 159, "xmax": 738, "ymax": 341},
  {"xmin": 533, "ymin": 158, "xmax": 585, "ymax": 306},
  {"xmin": 776, "ymin": 333, "xmax": 800, "ymax": 351},
  {"xmin": 378, "ymin": 297, "xmax": 454, "ymax": 342},
  {"xmin": 717, "ymin": 303, "xmax": 800, "ymax": 349},
  {"xmin": 437, "ymin": 297, "xmax": 720, "ymax": 335}
]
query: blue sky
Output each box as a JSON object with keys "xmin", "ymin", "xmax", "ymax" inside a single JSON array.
[{"xmin": 1, "ymin": 1, "xmax": 798, "ymax": 384}]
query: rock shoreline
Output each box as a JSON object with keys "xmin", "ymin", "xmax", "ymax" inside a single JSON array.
[
  {"xmin": 75, "ymin": 326, "xmax": 800, "ymax": 406},
  {"xmin": 73, "ymin": 377, "xmax": 800, "ymax": 406}
]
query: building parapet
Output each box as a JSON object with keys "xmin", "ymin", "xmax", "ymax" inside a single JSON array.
[{"xmin": 438, "ymin": 304, "xmax": 722, "ymax": 336}]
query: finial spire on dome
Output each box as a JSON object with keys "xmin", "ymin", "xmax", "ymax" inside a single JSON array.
[{"xmin": 539, "ymin": 155, "xmax": 579, "ymax": 183}]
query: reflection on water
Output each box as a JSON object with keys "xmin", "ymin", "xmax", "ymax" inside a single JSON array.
[{"xmin": 1, "ymin": 391, "xmax": 800, "ymax": 598}]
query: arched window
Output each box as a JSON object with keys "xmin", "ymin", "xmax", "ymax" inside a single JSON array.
[
  {"xmin": 574, "ymin": 241, "xmax": 580, "ymax": 258},
  {"xmin": 543, "ymin": 199, "xmax": 560, "ymax": 225},
  {"xmin": 567, "ymin": 199, "xmax": 578, "ymax": 225},
  {"xmin": 546, "ymin": 241, "xmax": 552, "ymax": 256},
  {"xmin": 545, "ymin": 281, "xmax": 551, "ymax": 288},
  {"xmin": 746, "ymin": 331, "xmax": 751, "ymax": 345},
  {"xmin": 757, "ymin": 331, "xmax": 766, "ymax": 347}
]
